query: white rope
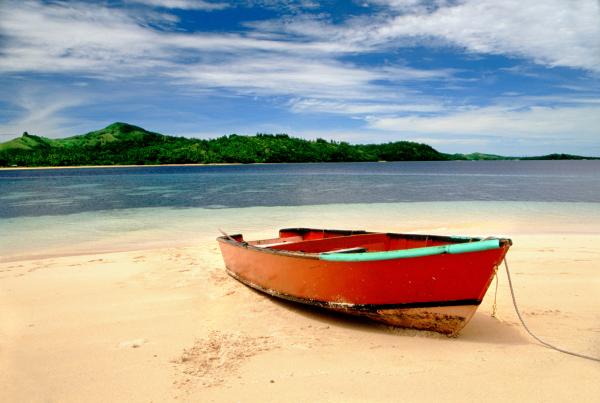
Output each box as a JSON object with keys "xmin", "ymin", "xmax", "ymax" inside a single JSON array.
[
  {"xmin": 491, "ymin": 265, "xmax": 499, "ymax": 317},
  {"xmin": 503, "ymin": 258, "xmax": 600, "ymax": 363}
]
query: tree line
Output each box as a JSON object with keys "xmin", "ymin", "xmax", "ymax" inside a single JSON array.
[{"xmin": 0, "ymin": 124, "xmax": 449, "ymax": 166}]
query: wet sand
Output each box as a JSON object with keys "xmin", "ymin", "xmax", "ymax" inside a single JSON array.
[{"xmin": 1, "ymin": 205, "xmax": 599, "ymax": 402}]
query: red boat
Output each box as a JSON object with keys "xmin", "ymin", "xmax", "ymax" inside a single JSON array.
[{"xmin": 217, "ymin": 228, "xmax": 512, "ymax": 336}]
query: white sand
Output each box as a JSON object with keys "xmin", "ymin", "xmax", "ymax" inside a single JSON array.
[{"xmin": 1, "ymin": 204, "xmax": 599, "ymax": 402}]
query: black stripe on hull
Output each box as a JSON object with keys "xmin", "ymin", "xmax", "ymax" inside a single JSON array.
[{"xmin": 225, "ymin": 268, "xmax": 481, "ymax": 313}]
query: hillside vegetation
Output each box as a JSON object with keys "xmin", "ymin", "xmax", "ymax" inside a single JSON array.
[
  {"xmin": 0, "ymin": 123, "xmax": 448, "ymax": 166},
  {"xmin": 0, "ymin": 123, "xmax": 596, "ymax": 167}
]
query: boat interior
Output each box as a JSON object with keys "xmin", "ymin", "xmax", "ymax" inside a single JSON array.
[{"xmin": 227, "ymin": 228, "xmax": 504, "ymax": 254}]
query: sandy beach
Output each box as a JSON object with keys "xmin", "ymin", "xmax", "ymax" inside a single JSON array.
[
  {"xmin": 0, "ymin": 163, "xmax": 246, "ymax": 171},
  {"xmin": 1, "ymin": 203, "xmax": 599, "ymax": 402}
]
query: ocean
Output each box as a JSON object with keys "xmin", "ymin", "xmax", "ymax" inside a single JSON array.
[
  {"xmin": 1, "ymin": 161, "xmax": 600, "ymax": 261},
  {"xmin": 2, "ymin": 161, "xmax": 600, "ymax": 218}
]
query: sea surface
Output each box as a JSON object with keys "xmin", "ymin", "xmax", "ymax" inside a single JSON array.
[
  {"xmin": 1, "ymin": 161, "xmax": 600, "ymax": 261},
  {"xmin": 2, "ymin": 161, "xmax": 600, "ymax": 218}
]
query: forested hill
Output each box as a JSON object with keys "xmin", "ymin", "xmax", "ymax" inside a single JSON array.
[
  {"xmin": 0, "ymin": 122, "xmax": 448, "ymax": 166},
  {"xmin": 0, "ymin": 122, "xmax": 596, "ymax": 167}
]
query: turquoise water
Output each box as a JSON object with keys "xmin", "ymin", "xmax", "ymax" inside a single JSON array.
[{"xmin": 1, "ymin": 201, "xmax": 599, "ymax": 262}]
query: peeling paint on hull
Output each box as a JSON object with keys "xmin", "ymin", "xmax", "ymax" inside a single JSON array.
[
  {"xmin": 364, "ymin": 305, "xmax": 477, "ymax": 336},
  {"xmin": 226, "ymin": 267, "xmax": 477, "ymax": 336}
]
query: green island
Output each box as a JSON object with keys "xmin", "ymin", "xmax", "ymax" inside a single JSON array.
[{"xmin": 0, "ymin": 122, "xmax": 596, "ymax": 167}]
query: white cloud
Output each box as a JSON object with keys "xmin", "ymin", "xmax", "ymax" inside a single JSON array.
[
  {"xmin": 0, "ymin": 88, "xmax": 86, "ymax": 138},
  {"xmin": 2, "ymin": 0, "xmax": 596, "ymax": 94},
  {"xmin": 127, "ymin": 0, "xmax": 229, "ymax": 10},
  {"xmin": 0, "ymin": 1, "xmax": 360, "ymax": 78},
  {"xmin": 169, "ymin": 58, "xmax": 377, "ymax": 99},
  {"xmin": 272, "ymin": 1, "xmax": 600, "ymax": 73},
  {"xmin": 168, "ymin": 32, "xmax": 360, "ymax": 54},
  {"xmin": 167, "ymin": 56, "xmax": 459, "ymax": 103},
  {"xmin": 0, "ymin": 1, "xmax": 171, "ymax": 76},
  {"xmin": 379, "ymin": 0, "xmax": 600, "ymax": 72},
  {"xmin": 289, "ymin": 99, "xmax": 444, "ymax": 115},
  {"xmin": 379, "ymin": 66, "xmax": 457, "ymax": 81},
  {"xmin": 368, "ymin": 105, "xmax": 600, "ymax": 141},
  {"xmin": 0, "ymin": 0, "xmax": 447, "ymax": 106}
]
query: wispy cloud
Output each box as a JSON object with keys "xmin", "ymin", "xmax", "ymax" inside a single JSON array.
[
  {"xmin": 168, "ymin": 57, "xmax": 380, "ymax": 99},
  {"xmin": 289, "ymin": 99, "xmax": 445, "ymax": 115},
  {"xmin": 0, "ymin": 87, "xmax": 87, "ymax": 138},
  {"xmin": 0, "ymin": 0, "xmax": 441, "ymax": 107},
  {"xmin": 127, "ymin": 0, "xmax": 229, "ymax": 10},
  {"xmin": 0, "ymin": 1, "xmax": 171, "ymax": 76},
  {"xmin": 269, "ymin": 0, "xmax": 600, "ymax": 73},
  {"xmin": 2, "ymin": 1, "xmax": 596, "ymax": 90},
  {"xmin": 0, "ymin": 1, "xmax": 359, "ymax": 76},
  {"xmin": 368, "ymin": 105, "xmax": 600, "ymax": 141},
  {"xmin": 378, "ymin": 0, "xmax": 600, "ymax": 72}
]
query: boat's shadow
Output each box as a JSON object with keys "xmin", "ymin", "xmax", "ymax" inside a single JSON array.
[
  {"xmin": 458, "ymin": 314, "xmax": 528, "ymax": 344},
  {"xmin": 257, "ymin": 290, "xmax": 527, "ymax": 345}
]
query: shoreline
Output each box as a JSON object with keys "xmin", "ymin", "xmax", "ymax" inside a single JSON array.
[
  {"xmin": 3, "ymin": 159, "xmax": 600, "ymax": 171},
  {"xmin": 0, "ymin": 162, "xmax": 244, "ymax": 170},
  {"xmin": 0, "ymin": 161, "xmax": 455, "ymax": 171},
  {"xmin": 3, "ymin": 201, "xmax": 600, "ymax": 264}
]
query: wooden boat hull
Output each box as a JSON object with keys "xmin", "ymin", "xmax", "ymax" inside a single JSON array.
[{"xmin": 218, "ymin": 228, "xmax": 511, "ymax": 336}]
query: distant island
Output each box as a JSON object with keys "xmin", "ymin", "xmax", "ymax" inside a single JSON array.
[{"xmin": 0, "ymin": 122, "xmax": 597, "ymax": 167}]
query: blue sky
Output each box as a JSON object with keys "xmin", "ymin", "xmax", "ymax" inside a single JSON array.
[{"xmin": 0, "ymin": 0, "xmax": 599, "ymax": 155}]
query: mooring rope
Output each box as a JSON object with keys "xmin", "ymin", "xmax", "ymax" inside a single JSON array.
[
  {"xmin": 503, "ymin": 258, "xmax": 600, "ymax": 363},
  {"xmin": 491, "ymin": 264, "xmax": 499, "ymax": 317}
]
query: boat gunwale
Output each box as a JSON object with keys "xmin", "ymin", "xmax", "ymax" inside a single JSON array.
[
  {"xmin": 218, "ymin": 236, "xmax": 322, "ymax": 259},
  {"xmin": 217, "ymin": 228, "xmax": 512, "ymax": 262}
]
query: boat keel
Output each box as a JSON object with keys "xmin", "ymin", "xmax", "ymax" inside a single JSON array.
[{"xmin": 362, "ymin": 305, "xmax": 478, "ymax": 336}]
